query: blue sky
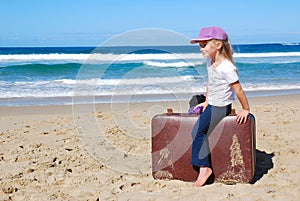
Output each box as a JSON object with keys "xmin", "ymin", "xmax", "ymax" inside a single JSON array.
[{"xmin": 1, "ymin": 0, "xmax": 300, "ymax": 46}]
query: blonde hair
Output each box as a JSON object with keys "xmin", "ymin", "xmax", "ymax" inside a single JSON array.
[{"xmin": 220, "ymin": 38, "xmax": 235, "ymax": 65}]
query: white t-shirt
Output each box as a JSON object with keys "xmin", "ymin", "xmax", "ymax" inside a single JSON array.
[{"xmin": 207, "ymin": 59, "xmax": 239, "ymax": 106}]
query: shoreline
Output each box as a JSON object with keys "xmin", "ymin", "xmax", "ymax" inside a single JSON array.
[
  {"xmin": 1, "ymin": 88, "xmax": 300, "ymax": 107},
  {"xmin": 1, "ymin": 93, "xmax": 299, "ymax": 116}
]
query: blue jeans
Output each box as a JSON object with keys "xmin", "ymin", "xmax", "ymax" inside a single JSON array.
[{"xmin": 191, "ymin": 104, "xmax": 232, "ymax": 168}]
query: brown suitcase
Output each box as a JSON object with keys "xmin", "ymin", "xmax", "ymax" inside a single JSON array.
[{"xmin": 151, "ymin": 111, "xmax": 256, "ymax": 184}]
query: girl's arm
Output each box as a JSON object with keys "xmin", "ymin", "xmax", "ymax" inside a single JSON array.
[
  {"xmin": 202, "ymin": 82, "xmax": 208, "ymax": 111},
  {"xmin": 194, "ymin": 83, "xmax": 209, "ymax": 111},
  {"xmin": 203, "ymin": 83, "xmax": 209, "ymax": 111},
  {"xmin": 231, "ymin": 80, "xmax": 250, "ymax": 124}
]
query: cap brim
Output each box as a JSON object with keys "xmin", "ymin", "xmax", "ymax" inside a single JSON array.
[
  {"xmin": 190, "ymin": 37, "xmax": 213, "ymax": 44},
  {"xmin": 190, "ymin": 39, "xmax": 201, "ymax": 44}
]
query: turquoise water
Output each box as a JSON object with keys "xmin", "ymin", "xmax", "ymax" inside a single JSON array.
[{"xmin": 0, "ymin": 44, "xmax": 300, "ymax": 106}]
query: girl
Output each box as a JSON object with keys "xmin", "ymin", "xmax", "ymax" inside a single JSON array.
[{"xmin": 190, "ymin": 26, "xmax": 250, "ymax": 187}]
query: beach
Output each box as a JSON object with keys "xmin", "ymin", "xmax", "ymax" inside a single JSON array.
[{"xmin": 0, "ymin": 94, "xmax": 299, "ymax": 201}]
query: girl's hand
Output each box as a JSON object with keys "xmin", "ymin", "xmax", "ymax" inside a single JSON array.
[
  {"xmin": 194, "ymin": 101, "xmax": 208, "ymax": 112},
  {"xmin": 236, "ymin": 109, "xmax": 250, "ymax": 124}
]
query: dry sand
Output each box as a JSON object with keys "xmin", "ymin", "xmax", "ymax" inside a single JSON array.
[{"xmin": 0, "ymin": 94, "xmax": 299, "ymax": 201}]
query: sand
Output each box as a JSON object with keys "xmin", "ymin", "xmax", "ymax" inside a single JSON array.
[{"xmin": 0, "ymin": 94, "xmax": 299, "ymax": 201}]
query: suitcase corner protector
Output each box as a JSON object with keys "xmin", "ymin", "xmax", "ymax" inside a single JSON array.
[{"xmin": 152, "ymin": 170, "xmax": 174, "ymax": 180}]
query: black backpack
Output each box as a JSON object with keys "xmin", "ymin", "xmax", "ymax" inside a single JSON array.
[{"xmin": 189, "ymin": 94, "xmax": 206, "ymax": 107}]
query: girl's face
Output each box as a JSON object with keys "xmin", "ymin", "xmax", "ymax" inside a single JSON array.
[{"xmin": 199, "ymin": 40, "xmax": 219, "ymax": 59}]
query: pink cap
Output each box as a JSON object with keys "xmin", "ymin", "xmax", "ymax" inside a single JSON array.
[{"xmin": 190, "ymin": 26, "xmax": 228, "ymax": 44}]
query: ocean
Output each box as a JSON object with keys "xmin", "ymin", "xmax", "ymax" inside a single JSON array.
[{"xmin": 0, "ymin": 43, "xmax": 300, "ymax": 106}]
